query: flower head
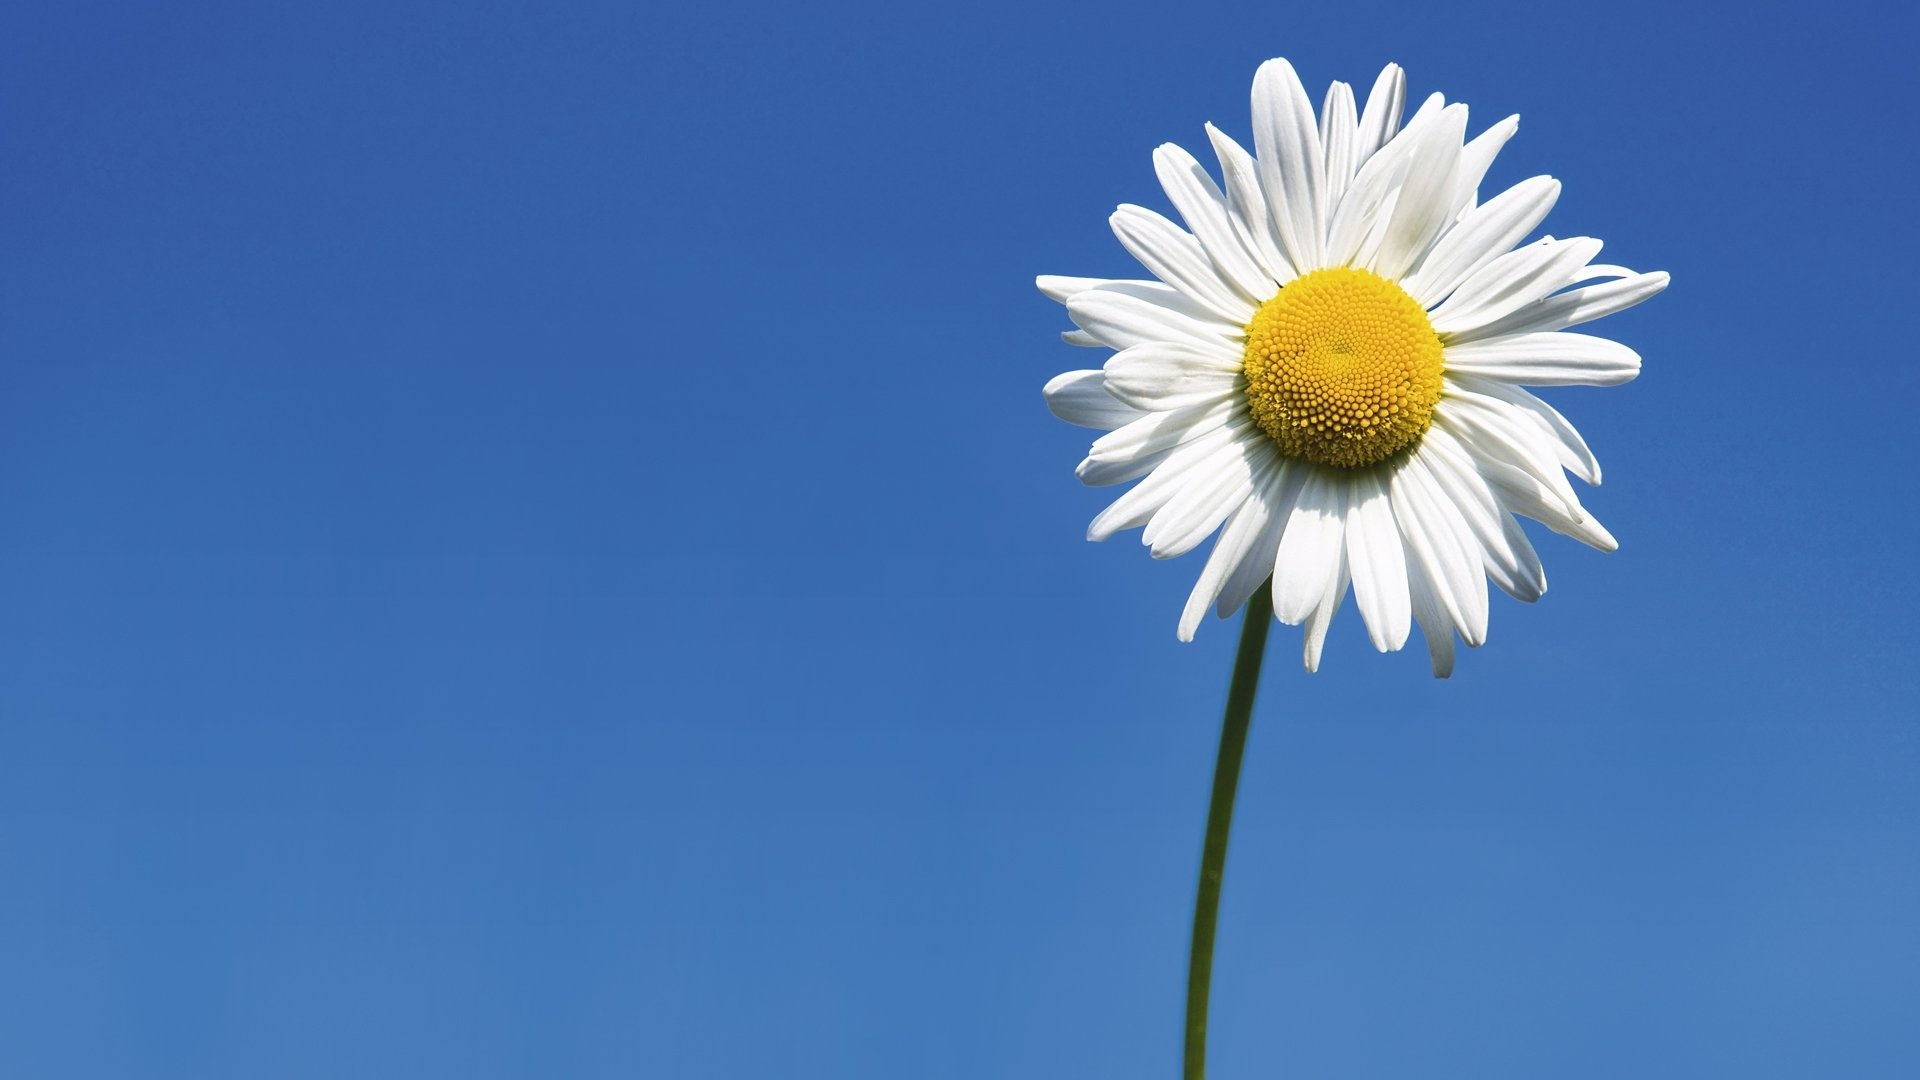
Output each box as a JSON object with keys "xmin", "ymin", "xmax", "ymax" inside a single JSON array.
[{"xmin": 1041, "ymin": 59, "xmax": 1667, "ymax": 676}]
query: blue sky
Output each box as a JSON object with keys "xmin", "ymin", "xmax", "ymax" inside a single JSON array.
[{"xmin": 2, "ymin": 1, "xmax": 1915, "ymax": 1077}]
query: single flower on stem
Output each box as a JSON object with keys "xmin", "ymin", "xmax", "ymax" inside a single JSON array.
[{"xmin": 1039, "ymin": 56, "xmax": 1666, "ymax": 1078}]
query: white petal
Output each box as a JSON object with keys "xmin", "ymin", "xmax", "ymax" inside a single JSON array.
[
  {"xmin": 1045, "ymin": 276, "xmax": 1231, "ymax": 337},
  {"xmin": 1432, "ymin": 421, "xmax": 1614, "ymax": 551},
  {"xmin": 1460, "ymin": 271, "xmax": 1671, "ymax": 340},
  {"xmin": 1435, "ymin": 395, "xmax": 1584, "ymax": 522},
  {"xmin": 1568, "ymin": 264, "xmax": 1634, "ymax": 286},
  {"xmin": 1077, "ymin": 278, "xmax": 1198, "ymax": 299},
  {"xmin": 1299, "ymin": 551, "xmax": 1349, "ymax": 673},
  {"xmin": 1401, "ymin": 93, "xmax": 1446, "ymax": 138},
  {"xmin": 1066, "ymin": 289, "xmax": 1239, "ymax": 352},
  {"xmin": 1037, "ymin": 275, "xmax": 1112, "ymax": 304},
  {"xmin": 1449, "ymin": 374, "xmax": 1602, "ymax": 485},
  {"xmin": 1251, "ymin": 58, "xmax": 1327, "ymax": 272},
  {"xmin": 1344, "ymin": 470, "xmax": 1411, "ymax": 651},
  {"xmin": 1391, "ymin": 455, "xmax": 1490, "ymax": 646},
  {"xmin": 1430, "ymin": 237, "xmax": 1605, "ymax": 338},
  {"xmin": 1371, "ymin": 104, "xmax": 1469, "ymax": 281},
  {"xmin": 1043, "ymin": 369, "xmax": 1147, "ymax": 430},
  {"xmin": 1272, "ymin": 467, "xmax": 1346, "ymax": 625},
  {"xmin": 1403, "ymin": 176, "xmax": 1560, "ymax": 308},
  {"xmin": 1068, "ymin": 279, "xmax": 1239, "ymax": 330},
  {"xmin": 1414, "ymin": 429, "xmax": 1547, "ymax": 602},
  {"xmin": 1320, "ymin": 81, "xmax": 1359, "ymax": 209},
  {"xmin": 1063, "ymin": 329, "xmax": 1102, "ymax": 348},
  {"xmin": 1324, "ymin": 156, "xmax": 1401, "ymax": 269},
  {"xmin": 1449, "ymin": 115, "xmax": 1518, "ymax": 220},
  {"xmin": 1354, "ymin": 63, "xmax": 1407, "ymax": 162},
  {"xmin": 1440, "ymin": 331, "xmax": 1641, "ymax": 387},
  {"xmin": 1077, "ymin": 398, "xmax": 1238, "ymax": 485},
  {"xmin": 1324, "ymin": 97, "xmax": 1449, "ymax": 268},
  {"xmin": 1404, "ymin": 551, "xmax": 1457, "ymax": 678},
  {"xmin": 1481, "ymin": 462, "xmax": 1617, "ymax": 551},
  {"xmin": 1205, "ymin": 123, "xmax": 1292, "ymax": 289},
  {"xmin": 1179, "ymin": 450, "xmax": 1287, "ymax": 640},
  {"xmin": 1077, "ymin": 445, "xmax": 1174, "ymax": 488},
  {"xmin": 1086, "ymin": 418, "xmax": 1253, "ymax": 539},
  {"xmin": 1215, "ymin": 459, "xmax": 1308, "ymax": 619},
  {"xmin": 1153, "ymin": 143, "xmax": 1273, "ymax": 304},
  {"xmin": 1102, "ymin": 341, "xmax": 1243, "ymax": 411},
  {"xmin": 1110, "ymin": 204, "xmax": 1254, "ymax": 323},
  {"xmin": 1144, "ymin": 434, "xmax": 1272, "ymax": 558}
]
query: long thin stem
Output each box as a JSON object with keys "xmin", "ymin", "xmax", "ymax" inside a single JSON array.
[{"xmin": 1183, "ymin": 583, "xmax": 1273, "ymax": 1080}]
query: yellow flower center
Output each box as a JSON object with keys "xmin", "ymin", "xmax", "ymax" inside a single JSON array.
[{"xmin": 1241, "ymin": 267, "xmax": 1444, "ymax": 469}]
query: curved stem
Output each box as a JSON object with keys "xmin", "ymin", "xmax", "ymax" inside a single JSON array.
[{"xmin": 1184, "ymin": 583, "xmax": 1273, "ymax": 1080}]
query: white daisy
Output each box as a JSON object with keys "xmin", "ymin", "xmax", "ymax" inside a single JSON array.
[{"xmin": 1041, "ymin": 58, "xmax": 1667, "ymax": 676}]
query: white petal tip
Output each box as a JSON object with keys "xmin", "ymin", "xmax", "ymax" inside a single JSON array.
[
  {"xmin": 1361, "ymin": 626, "xmax": 1410, "ymax": 654},
  {"xmin": 1035, "ymin": 275, "xmax": 1076, "ymax": 302}
]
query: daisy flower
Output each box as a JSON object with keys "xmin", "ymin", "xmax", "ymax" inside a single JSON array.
[{"xmin": 1041, "ymin": 58, "xmax": 1667, "ymax": 676}]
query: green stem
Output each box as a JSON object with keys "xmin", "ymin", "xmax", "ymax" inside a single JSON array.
[{"xmin": 1184, "ymin": 582, "xmax": 1273, "ymax": 1080}]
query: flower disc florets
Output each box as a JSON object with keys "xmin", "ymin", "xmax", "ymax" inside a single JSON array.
[{"xmin": 1241, "ymin": 267, "xmax": 1444, "ymax": 469}]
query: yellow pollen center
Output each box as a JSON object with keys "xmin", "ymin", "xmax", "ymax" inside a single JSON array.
[{"xmin": 1241, "ymin": 267, "xmax": 1444, "ymax": 469}]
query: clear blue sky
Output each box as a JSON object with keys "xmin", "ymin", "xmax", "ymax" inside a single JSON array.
[{"xmin": 2, "ymin": 2, "xmax": 1915, "ymax": 1077}]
